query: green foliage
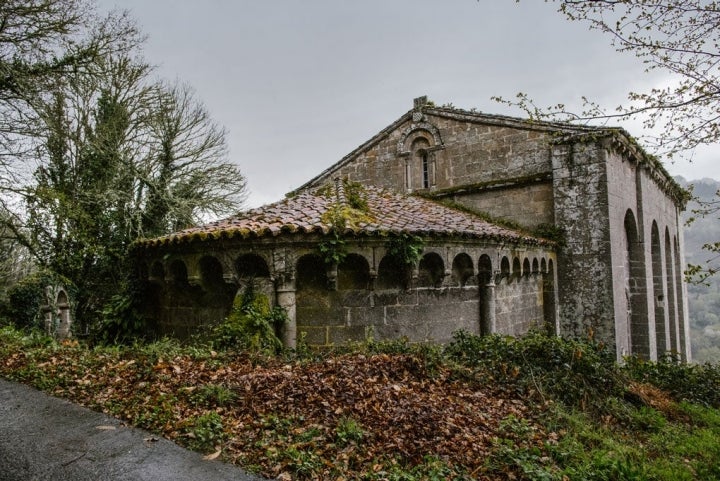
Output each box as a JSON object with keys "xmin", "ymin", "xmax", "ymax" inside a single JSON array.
[
  {"xmin": 625, "ymin": 354, "xmax": 720, "ymax": 408},
  {"xmin": 3, "ymin": 270, "xmax": 74, "ymax": 331},
  {"xmin": 446, "ymin": 331, "xmax": 623, "ymax": 411},
  {"xmin": 335, "ymin": 417, "xmax": 364, "ymax": 446},
  {"xmin": 184, "ymin": 411, "xmax": 226, "ymax": 453},
  {"xmin": 210, "ymin": 283, "xmax": 286, "ymax": 353},
  {"xmin": 533, "ymin": 223, "xmax": 567, "ymax": 248},
  {"xmin": 386, "ymin": 233, "xmax": 424, "ymax": 266},
  {"xmin": 190, "ymin": 383, "xmax": 237, "ymax": 408},
  {"xmin": 96, "ymin": 279, "xmax": 151, "ymax": 344},
  {"xmin": 318, "ymin": 231, "xmax": 348, "ymax": 266}
]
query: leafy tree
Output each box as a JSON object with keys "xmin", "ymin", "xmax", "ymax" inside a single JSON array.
[
  {"xmin": 0, "ymin": 2, "xmax": 247, "ymax": 333},
  {"xmin": 17, "ymin": 53, "xmax": 247, "ymax": 331}
]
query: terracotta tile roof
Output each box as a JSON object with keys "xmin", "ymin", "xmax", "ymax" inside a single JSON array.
[{"xmin": 138, "ymin": 181, "xmax": 550, "ymax": 247}]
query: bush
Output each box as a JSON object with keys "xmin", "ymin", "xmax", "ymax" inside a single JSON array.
[
  {"xmin": 210, "ymin": 283, "xmax": 286, "ymax": 353},
  {"xmin": 625, "ymin": 354, "xmax": 720, "ymax": 408},
  {"xmin": 445, "ymin": 330, "xmax": 624, "ymax": 411},
  {"xmin": 95, "ymin": 279, "xmax": 153, "ymax": 345}
]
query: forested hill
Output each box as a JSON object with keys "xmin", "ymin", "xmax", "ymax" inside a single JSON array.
[{"xmin": 675, "ymin": 176, "xmax": 720, "ymax": 362}]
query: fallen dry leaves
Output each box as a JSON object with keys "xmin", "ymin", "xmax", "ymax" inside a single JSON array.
[{"xmin": 1, "ymin": 346, "xmax": 553, "ymax": 479}]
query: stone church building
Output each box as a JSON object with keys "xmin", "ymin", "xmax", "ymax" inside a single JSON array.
[{"xmin": 136, "ymin": 97, "xmax": 690, "ymax": 361}]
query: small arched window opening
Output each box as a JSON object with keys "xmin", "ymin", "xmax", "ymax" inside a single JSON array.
[
  {"xmin": 418, "ymin": 252, "xmax": 444, "ymax": 288},
  {"xmin": 512, "ymin": 257, "xmax": 521, "ymax": 278},
  {"xmin": 200, "ymin": 256, "xmax": 225, "ymax": 289},
  {"xmin": 532, "ymin": 258, "xmax": 539, "ymax": 274},
  {"xmin": 169, "ymin": 259, "xmax": 189, "ymax": 284},
  {"xmin": 541, "ymin": 258, "xmax": 547, "ymax": 274},
  {"xmin": 236, "ymin": 254, "xmax": 270, "ymax": 279},
  {"xmin": 500, "ymin": 256, "xmax": 510, "ymax": 278},
  {"xmin": 452, "ymin": 253, "xmax": 475, "ymax": 286},
  {"xmin": 338, "ymin": 254, "xmax": 371, "ymax": 290},
  {"xmin": 297, "ymin": 254, "xmax": 329, "ymax": 291},
  {"xmin": 377, "ymin": 255, "xmax": 410, "ymax": 290},
  {"xmin": 478, "ymin": 255, "xmax": 493, "ymax": 284},
  {"xmin": 523, "ymin": 258, "xmax": 531, "ymax": 277}
]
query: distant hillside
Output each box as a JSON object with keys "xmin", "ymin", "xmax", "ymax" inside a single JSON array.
[{"xmin": 675, "ymin": 176, "xmax": 720, "ymax": 363}]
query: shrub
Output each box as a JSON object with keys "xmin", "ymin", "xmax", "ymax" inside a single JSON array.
[
  {"xmin": 210, "ymin": 283, "xmax": 286, "ymax": 353},
  {"xmin": 446, "ymin": 330, "xmax": 624, "ymax": 411},
  {"xmin": 625, "ymin": 354, "xmax": 720, "ymax": 408}
]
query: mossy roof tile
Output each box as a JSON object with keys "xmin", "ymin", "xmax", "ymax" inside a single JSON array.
[{"xmin": 140, "ymin": 184, "xmax": 550, "ymax": 247}]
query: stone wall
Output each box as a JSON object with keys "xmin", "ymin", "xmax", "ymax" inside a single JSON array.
[{"xmin": 139, "ymin": 238, "xmax": 557, "ymax": 347}]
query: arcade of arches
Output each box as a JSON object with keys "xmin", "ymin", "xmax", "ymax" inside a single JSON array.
[{"xmin": 139, "ymin": 239, "xmax": 557, "ymax": 347}]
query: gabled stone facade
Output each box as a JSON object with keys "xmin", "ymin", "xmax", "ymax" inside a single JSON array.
[
  {"xmin": 136, "ymin": 97, "xmax": 690, "ymax": 361},
  {"xmin": 296, "ymin": 97, "xmax": 690, "ymax": 361}
]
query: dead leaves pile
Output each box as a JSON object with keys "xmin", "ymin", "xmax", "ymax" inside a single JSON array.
[{"xmin": 1, "ymin": 346, "xmax": 553, "ymax": 479}]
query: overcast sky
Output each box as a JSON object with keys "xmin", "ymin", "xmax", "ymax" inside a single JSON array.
[{"xmin": 96, "ymin": 0, "xmax": 720, "ymax": 208}]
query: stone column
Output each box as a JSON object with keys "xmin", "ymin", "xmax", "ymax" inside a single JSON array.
[
  {"xmin": 481, "ymin": 280, "xmax": 496, "ymax": 335},
  {"xmin": 276, "ymin": 278, "xmax": 297, "ymax": 349}
]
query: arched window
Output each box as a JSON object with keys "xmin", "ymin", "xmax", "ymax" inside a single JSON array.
[
  {"xmin": 236, "ymin": 254, "xmax": 270, "ymax": 279},
  {"xmin": 522, "ymin": 258, "xmax": 531, "ymax": 277},
  {"xmin": 512, "ymin": 257, "xmax": 521, "ymax": 279},
  {"xmin": 532, "ymin": 258, "xmax": 539, "ymax": 275},
  {"xmin": 452, "ymin": 253, "xmax": 475, "ymax": 286},
  {"xmin": 418, "ymin": 252, "xmax": 444, "ymax": 288},
  {"xmin": 199, "ymin": 256, "xmax": 225, "ymax": 289},
  {"xmin": 338, "ymin": 254, "xmax": 370, "ymax": 290},
  {"xmin": 500, "ymin": 256, "xmax": 510, "ymax": 278},
  {"xmin": 168, "ymin": 259, "xmax": 189, "ymax": 284},
  {"xmin": 377, "ymin": 255, "xmax": 410, "ymax": 290}
]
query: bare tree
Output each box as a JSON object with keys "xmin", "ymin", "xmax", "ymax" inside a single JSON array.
[{"xmin": 495, "ymin": 1, "xmax": 720, "ymax": 160}]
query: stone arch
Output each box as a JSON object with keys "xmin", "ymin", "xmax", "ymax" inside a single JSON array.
[
  {"xmin": 478, "ymin": 255, "xmax": 493, "ymax": 284},
  {"xmin": 418, "ymin": 252, "xmax": 445, "ymax": 288},
  {"xmin": 674, "ymin": 235, "xmax": 686, "ymax": 360},
  {"xmin": 149, "ymin": 261, "xmax": 165, "ymax": 282},
  {"xmin": 199, "ymin": 255, "xmax": 225, "ymax": 289},
  {"xmin": 500, "ymin": 256, "xmax": 510, "ymax": 278},
  {"xmin": 398, "ymin": 123, "xmax": 442, "ymax": 192},
  {"xmin": 397, "ymin": 122, "xmax": 443, "ymax": 155},
  {"xmin": 168, "ymin": 259, "xmax": 189, "ymax": 284},
  {"xmin": 522, "ymin": 258, "xmax": 531, "ymax": 277},
  {"xmin": 235, "ymin": 253, "xmax": 270, "ymax": 279},
  {"xmin": 512, "ymin": 257, "xmax": 521, "ymax": 279},
  {"xmin": 664, "ymin": 228, "xmax": 677, "ymax": 352},
  {"xmin": 451, "ymin": 253, "xmax": 475, "ymax": 286},
  {"xmin": 55, "ymin": 288, "xmax": 71, "ymax": 340},
  {"xmin": 297, "ymin": 254, "xmax": 329, "ymax": 292},
  {"xmin": 376, "ymin": 254, "xmax": 410, "ymax": 290},
  {"xmin": 624, "ymin": 209, "xmax": 650, "ymax": 358},
  {"xmin": 540, "ymin": 258, "xmax": 547, "ymax": 274},
  {"xmin": 199, "ymin": 255, "xmax": 235, "ymax": 312},
  {"xmin": 532, "ymin": 258, "xmax": 539, "ymax": 275},
  {"xmin": 338, "ymin": 253, "xmax": 370, "ymax": 290},
  {"xmin": 650, "ymin": 222, "xmax": 666, "ymax": 355}
]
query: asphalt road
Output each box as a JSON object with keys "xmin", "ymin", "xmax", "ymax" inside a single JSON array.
[{"xmin": 0, "ymin": 378, "xmax": 264, "ymax": 481}]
